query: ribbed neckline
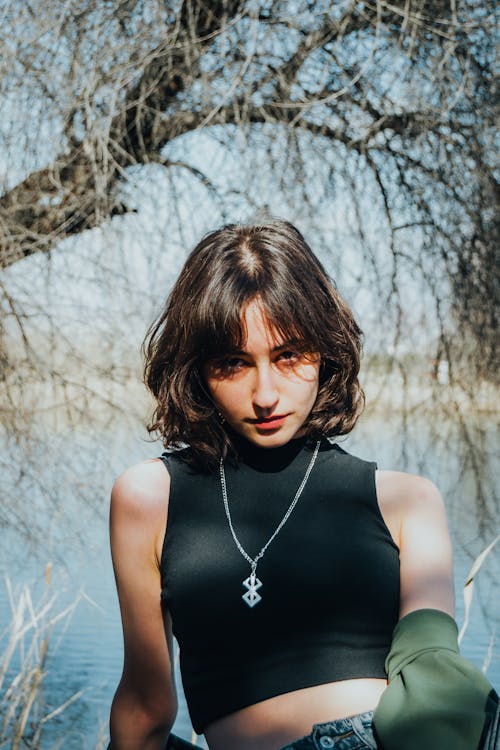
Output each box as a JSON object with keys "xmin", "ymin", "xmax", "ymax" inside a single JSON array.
[{"xmin": 229, "ymin": 430, "xmax": 318, "ymax": 472}]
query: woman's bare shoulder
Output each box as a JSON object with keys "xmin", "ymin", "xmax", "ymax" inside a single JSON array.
[
  {"xmin": 376, "ymin": 469, "xmax": 444, "ymax": 510},
  {"xmin": 375, "ymin": 470, "xmax": 445, "ymax": 546},
  {"xmin": 111, "ymin": 458, "xmax": 170, "ymax": 526}
]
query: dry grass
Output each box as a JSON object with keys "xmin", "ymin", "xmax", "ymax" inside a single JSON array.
[{"xmin": 0, "ymin": 574, "xmax": 85, "ymax": 749}]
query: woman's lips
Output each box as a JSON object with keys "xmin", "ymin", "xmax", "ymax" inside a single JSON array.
[{"xmin": 250, "ymin": 414, "xmax": 289, "ymax": 430}]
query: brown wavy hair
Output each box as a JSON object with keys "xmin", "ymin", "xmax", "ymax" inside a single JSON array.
[{"xmin": 143, "ymin": 219, "xmax": 364, "ymax": 471}]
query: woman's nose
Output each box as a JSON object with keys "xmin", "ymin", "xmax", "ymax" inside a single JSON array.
[{"xmin": 252, "ymin": 364, "xmax": 279, "ymax": 412}]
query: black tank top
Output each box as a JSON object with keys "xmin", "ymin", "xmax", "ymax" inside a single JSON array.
[{"xmin": 159, "ymin": 436, "xmax": 400, "ymax": 733}]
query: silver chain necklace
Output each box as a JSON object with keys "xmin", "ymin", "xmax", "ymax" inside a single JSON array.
[{"xmin": 219, "ymin": 440, "xmax": 321, "ymax": 607}]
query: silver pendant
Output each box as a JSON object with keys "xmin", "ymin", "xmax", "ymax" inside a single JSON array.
[{"xmin": 242, "ymin": 572, "xmax": 262, "ymax": 607}]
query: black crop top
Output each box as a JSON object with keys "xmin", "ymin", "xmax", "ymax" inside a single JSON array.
[{"xmin": 159, "ymin": 436, "xmax": 400, "ymax": 733}]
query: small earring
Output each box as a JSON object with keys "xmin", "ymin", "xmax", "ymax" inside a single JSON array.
[{"xmin": 217, "ymin": 411, "xmax": 226, "ymax": 425}]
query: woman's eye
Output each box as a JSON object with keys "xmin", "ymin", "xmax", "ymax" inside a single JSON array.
[
  {"xmin": 217, "ymin": 357, "xmax": 246, "ymax": 373},
  {"xmin": 277, "ymin": 351, "xmax": 299, "ymax": 364},
  {"xmin": 226, "ymin": 358, "xmax": 245, "ymax": 368}
]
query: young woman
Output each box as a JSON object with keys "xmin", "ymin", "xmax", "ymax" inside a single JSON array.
[{"xmin": 108, "ymin": 220, "xmax": 496, "ymax": 750}]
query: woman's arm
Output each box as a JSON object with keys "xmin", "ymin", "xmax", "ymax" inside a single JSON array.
[
  {"xmin": 376, "ymin": 470, "xmax": 455, "ymax": 618},
  {"xmin": 109, "ymin": 459, "xmax": 177, "ymax": 750},
  {"xmin": 371, "ymin": 472, "xmax": 497, "ymax": 750}
]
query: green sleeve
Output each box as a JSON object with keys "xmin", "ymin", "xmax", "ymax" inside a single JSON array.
[{"xmin": 373, "ymin": 608, "xmax": 498, "ymax": 750}]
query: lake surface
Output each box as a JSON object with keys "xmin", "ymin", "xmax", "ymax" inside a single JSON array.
[{"xmin": 0, "ymin": 410, "xmax": 498, "ymax": 749}]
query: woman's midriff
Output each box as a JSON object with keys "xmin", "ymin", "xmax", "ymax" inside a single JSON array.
[{"xmin": 203, "ymin": 678, "xmax": 387, "ymax": 750}]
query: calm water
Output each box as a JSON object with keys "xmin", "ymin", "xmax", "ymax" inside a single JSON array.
[{"xmin": 0, "ymin": 413, "xmax": 498, "ymax": 749}]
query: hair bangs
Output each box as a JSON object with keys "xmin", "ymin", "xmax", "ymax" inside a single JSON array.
[
  {"xmin": 256, "ymin": 291, "xmax": 319, "ymax": 354},
  {"xmin": 199, "ymin": 287, "xmax": 319, "ymax": 364},
  {"xmin": 195, "ymin": 279, "xmax": 257, "ymax": 361}
]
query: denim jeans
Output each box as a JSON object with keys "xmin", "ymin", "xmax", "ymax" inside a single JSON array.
[{"xmin": 277, "ymin": 710, "xmax": 377, "ymax": 750}]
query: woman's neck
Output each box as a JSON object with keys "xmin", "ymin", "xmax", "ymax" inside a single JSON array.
[{"xmin": 229, "ymin": 430, "xmax": 313, "ymax": 472}]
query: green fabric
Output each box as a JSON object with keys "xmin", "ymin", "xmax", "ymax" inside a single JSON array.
[{"xmin": 373, "ymin": 608, "xmax": 498, "ymax": 750}]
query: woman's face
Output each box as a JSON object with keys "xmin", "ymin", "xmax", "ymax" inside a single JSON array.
[{"xmin": 204, "ymin": 299, "xmax": 320, "ymax": 447}]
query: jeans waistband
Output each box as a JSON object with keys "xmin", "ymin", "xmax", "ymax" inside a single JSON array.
[{"xmin": 278, "ymin": 710, "xmax": 377, "ymax": 750}]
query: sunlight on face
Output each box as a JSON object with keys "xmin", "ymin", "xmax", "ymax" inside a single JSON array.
[{"xmin": 204, "ymin": 299, "xmax": 320, "ymax": 447}]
